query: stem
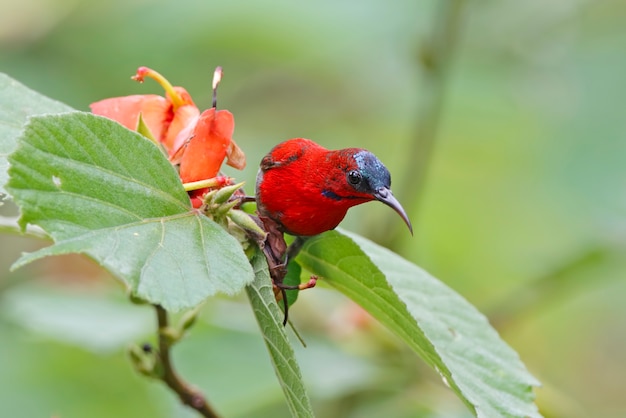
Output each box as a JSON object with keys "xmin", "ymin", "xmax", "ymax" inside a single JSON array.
[
  {"xmin": 211, "ymin": 66, "xmax": 223, "ymax": 109},
  {"xmin": 183, "ymin": 177, "xmax": 233, "ymax": 192},
  {"xmin": 154, "ymin": 305, "xmax": 220, "ymax": 418},
  {"xmin": 374, "ymin": 0, "xmax": 466, "ymax": 247},
  {"xmin": 406, "ymin": 0, "xmax": 464, "ymax": 204},
  {"xmin": 286, "ymin": 236, "xmax": 308, "ymax": 264},
  {"xmin": 487, "ymin": 247, "xmax": 612, "ymax": 330}
]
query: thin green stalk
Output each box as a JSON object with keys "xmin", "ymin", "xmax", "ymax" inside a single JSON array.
[{"xmin": 375, "ymin": 0, "xmax": 466, "ymax": 248}]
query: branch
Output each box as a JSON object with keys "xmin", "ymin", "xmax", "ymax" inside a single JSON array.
[{"xmin": 154, "ymin": 305, "xmax": 220, "ymax": 418}]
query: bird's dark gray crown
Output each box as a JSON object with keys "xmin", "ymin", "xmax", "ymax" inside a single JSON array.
[{"xmin": 349, "ymin": 150, "xmax": 391, "ymax": 193}]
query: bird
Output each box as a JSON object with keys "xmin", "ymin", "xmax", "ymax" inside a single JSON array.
[{"xmin": 255, "ymin": 138, "xmax": 412, "ymax": 237}]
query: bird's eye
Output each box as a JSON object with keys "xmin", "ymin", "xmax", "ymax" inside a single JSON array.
[{"xmin": 348, "ymin": 170, "xmax": 362, "ymax": 185}]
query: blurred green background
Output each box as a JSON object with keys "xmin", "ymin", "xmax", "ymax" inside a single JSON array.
[{"xmin": 1, "ymin": 0, "xmax": 625, "ymax": 417}]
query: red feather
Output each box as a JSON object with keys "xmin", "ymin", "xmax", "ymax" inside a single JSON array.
[{"xmin": 256, "ymin": 138, "xmax": 374, "ymax": 236}]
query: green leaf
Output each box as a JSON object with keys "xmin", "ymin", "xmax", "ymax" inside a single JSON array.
[
  {"xmin": 246, "ymin": 250, "xmax": 315, "ymax": 418},
  {"xmin": 297, "ymin": 229, "xmax": 541, "ymax": 418},
  {"xmin": 6, "ymin": 112, "xmax": 254, "ymax": 311},
  {"xmin": 3, "ymin": 285, "xmax": 153, "ymax": 353},
  {"xmin": 0, "ymin": 73, "xmax": 73, "ymax": 196}
]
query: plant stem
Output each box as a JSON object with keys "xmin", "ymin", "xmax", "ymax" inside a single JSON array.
[
  {"xmin": 374, "ymin": 0, "xmax": 466, "ymax": 248},
  {"xmin": 154, "ymin": 305, "xmax": 220, "ymax": 418},
  {"xmin": 405, "ymin": 0, "xmax": 465, "ymax": 208}
]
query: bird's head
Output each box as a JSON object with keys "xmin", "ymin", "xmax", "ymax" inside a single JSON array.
[{"xmin": 327, "ymin": 149, "xmax": 413, "ymax": 234}]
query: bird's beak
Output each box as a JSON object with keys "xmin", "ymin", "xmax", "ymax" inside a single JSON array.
[{"xmin": 374, "ymin": 187, "xmax": 413, "ymax": 235}]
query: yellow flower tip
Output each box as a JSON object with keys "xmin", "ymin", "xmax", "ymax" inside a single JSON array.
[{"xmin": 131, "ymin": 66, "xmax": 186, "ymax": 110}]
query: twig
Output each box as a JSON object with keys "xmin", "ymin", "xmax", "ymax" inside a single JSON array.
[{"xmin": 154, "ymin": 305, "xmax": 220, "ymax": 418}]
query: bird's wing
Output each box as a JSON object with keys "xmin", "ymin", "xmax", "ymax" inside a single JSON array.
[{"xmin": 260, "ymin": 138, "xmax": 318, "ymax": 171}]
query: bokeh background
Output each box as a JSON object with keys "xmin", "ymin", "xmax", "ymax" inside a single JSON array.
[{"xmin": 1, "ymin": 0, "xmax": 625, "ymax": 417}]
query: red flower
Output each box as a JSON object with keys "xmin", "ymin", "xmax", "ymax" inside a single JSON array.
[{"xmin": 90, "ymin": 67, "xmax": 246, "ymax": 207}]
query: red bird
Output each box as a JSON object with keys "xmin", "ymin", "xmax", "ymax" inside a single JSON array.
[{"xmin": 256, "ymin": 138, "xmax": 412, "ymax": 236}]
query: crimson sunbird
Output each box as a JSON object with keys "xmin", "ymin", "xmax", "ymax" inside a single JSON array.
[{"xmin": 255, "ymin": 138, "xmax": 412, "ymax": 236}]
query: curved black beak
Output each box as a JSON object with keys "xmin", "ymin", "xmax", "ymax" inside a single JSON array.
[{"xmin": 374, "ymin": 187, "xmax": 413, "ymax": 235}]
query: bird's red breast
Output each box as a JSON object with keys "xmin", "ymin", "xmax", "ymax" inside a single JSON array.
[{"xmin": 256, "ymin": 138, "xmax": 385, "ymax": 236}]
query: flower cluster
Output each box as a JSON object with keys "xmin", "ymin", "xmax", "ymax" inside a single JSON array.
[{"xmin": 90, "ymin": 66, "xmax": 245, "ymax": 207}]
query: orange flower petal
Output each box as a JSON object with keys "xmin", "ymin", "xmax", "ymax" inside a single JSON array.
[
  {"xmin": 226, "ymin": 140, "xmax": 246, "ymax": 170},
  {"xmin": 90, "ymin": 95, "xmax": 170, "ymax": 140},
  {"xmin": 163, "ymin": 104, "xmax": 200, "ymax": 153},
  {"xmin": 179, "ymin": 108, "xmax": 232, "ymax": 183},
  {"xmin": 180, "ymin": 108, "xmax": 246, "ymax": 209}
]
